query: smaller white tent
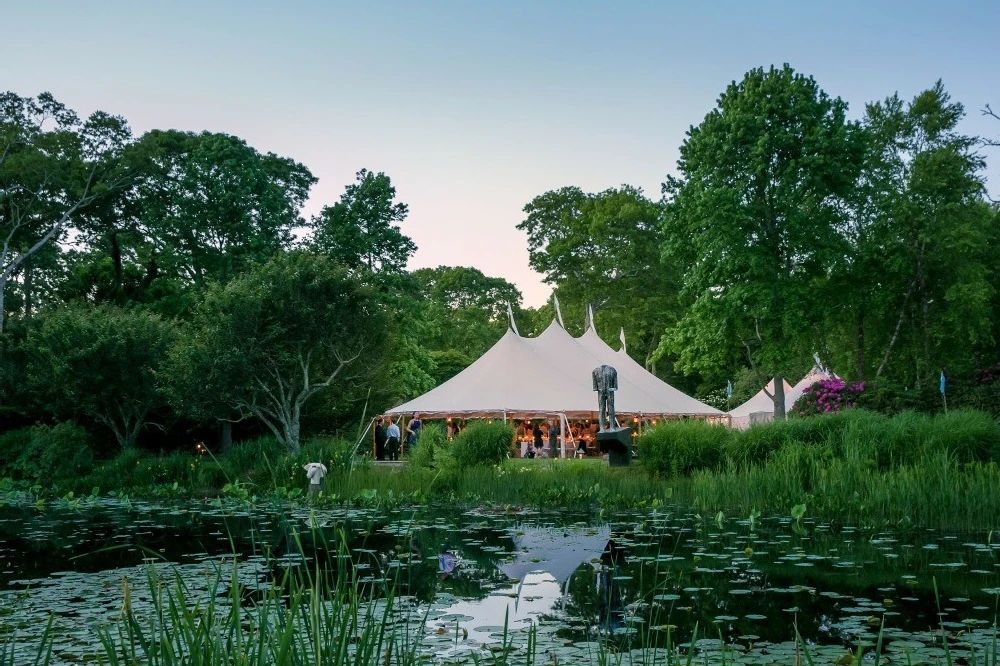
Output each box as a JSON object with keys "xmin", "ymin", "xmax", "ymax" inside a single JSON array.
[
  {"xmin": 729, "ymin": 378, "xmax": 794, "ymax": 430},
  {"xmin": 729, "ymin": 366, "xmax": 838, "ymax": 429},
  {"xmin": 787, "ymin": 365, "xmax": 836, "ymax": 407}
]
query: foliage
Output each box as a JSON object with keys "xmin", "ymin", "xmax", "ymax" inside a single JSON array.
[
  {"xmin": 8, "ymin": 422, "xmax": 94, "ymax": 485},
  {"xmin": 413, "ymin": 265, "xmax": 523, "ymax": 363},
  {"xmin": 1, "ymin": 91, "xmax": 131, "ymax": 332},
  {"xmin": 638, "ymin": 420, "xmax": 730, "ymax": 477},
  {"xmin": 309, "ymin": 168, "xmax": 415, "ymax": 275},
  {"xmin": 446, "ymin": 420, "xmax": 515, "ymax": 469},
  {"xmin": 164, "ymin": 251, "xmax": 390, "ymax": 451},
  {"xmin": 21, "ymin": 303, "xmax": 175, "ymax": 449},
  {"xmin": 661, "ymin": 64, "xmax": 865, "ymax": 413},
  {"xmin": 790, "ymin": 378, "xmax": 865, "ymax": 416},
  {"xmin": 408, "ymin": 422, "xmax": 446, "ymax": 470},
  {"xmin": 518, "ymin": 185, "xmax": 680, "ymax": 370},
  {"xmin": 428, "ymin": 349, "xmax": 472, "ymax": 385}
]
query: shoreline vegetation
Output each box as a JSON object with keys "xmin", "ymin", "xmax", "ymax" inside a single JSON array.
[{"xmin": 2, "ymin": 409, "xmax": 999, "ymax": 531}]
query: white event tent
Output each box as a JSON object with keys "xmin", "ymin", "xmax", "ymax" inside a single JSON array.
[
  {"xmin": 386, "ymin": 320, "xmax": 722, "ymax": 422},
  {"xmin": 729, "ymin": 366, "xmax": 836, "ymax": 429},
  {"xmin": 728, "ymin": 378, "xmax": 794, "ymax": 430}
]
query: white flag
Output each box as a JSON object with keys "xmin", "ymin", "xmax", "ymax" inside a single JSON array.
[
  {"xmin": 619, "ymin": 327, "xmax": 627, "ymax": 353},
  {"xmin": 506, "ymin": 302, "xmax": 520, "ymax": 336},
  {"xmin": 553, "ymin": 295, "xmax": 565, "ymax": 328}
]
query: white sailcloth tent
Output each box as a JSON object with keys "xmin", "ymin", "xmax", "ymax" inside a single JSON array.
[
  {"xmin": 386, "ymin": 320, "xmax": 722, "ymax": 420},
  {"xmin": 729, "ymin": 378, "xmax": 794, "ymax": 430},
  {"xmin": 729, "ymin": 366, "xmax": 836, "ymax": 429},
  {"xmin": 787, "ymin": 365, "xmax": 836, "ymax": 406}
]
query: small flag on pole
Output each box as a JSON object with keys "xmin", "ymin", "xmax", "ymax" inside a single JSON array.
[
  {"xmin": 553, "ymin": 295, "xmax": 565, "ymax": 328},
  {"xmin": 506, "ymin": 303, "xmax": 520, "ymax": 336},
  {"xmin": 726, "ymin": 380, "xmax": 733, "ymax": 399},
  {"xmin": 619, "ymin": 328, "xmax": 627, "ymax": 354},
  {"xmin": 939, "ymin": 370, "xmax": 946, "ymax": 395}
]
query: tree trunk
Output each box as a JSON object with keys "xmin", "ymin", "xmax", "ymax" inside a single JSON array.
[
  {"xmin": 856, "ymin": 310, "xmax": 864, "ymax": 382},
  {"xmin": 219, "ymin": 420, "xmax": 233, "ymax": 452},
  {"xmin": 772, "ymin": 375, "xmax": 787, "ymax": 419},
  {"xmin": 284, "ymin": 416, "xmax": 301, "ymax": 452},
  {"xmin": 876, "ymin": 279, "xmax": 916, "ymax": 378},
  {"xmin": 23, "ymin": 257, "xmax": 32, "ymax": 323},
  {"xmin": 109, "ymin": 231, "xmax": 123, "ymax": 296}
]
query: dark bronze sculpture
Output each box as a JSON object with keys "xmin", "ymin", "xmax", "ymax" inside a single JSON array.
[{"xmin": 592, "ymin": 364, "xmax": 618, "ymax": 432}]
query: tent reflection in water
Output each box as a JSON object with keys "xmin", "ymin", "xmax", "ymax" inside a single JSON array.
[
  {"xmin": 500, "ymin": 525, "xmax": 612, "ymax": 602},
  {"xmin": 385, "ymin": 314, "xmax": 723, "ymax": 455}
]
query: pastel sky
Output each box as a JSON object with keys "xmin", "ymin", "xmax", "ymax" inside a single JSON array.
[{"xmin": 4, "ymin": 1, "xmax": 999, "ymax": 306}]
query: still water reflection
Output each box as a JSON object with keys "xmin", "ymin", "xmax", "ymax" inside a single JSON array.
[{"xmin": 1, "ymin": 498, "xmax": 999, "ymax": 663}]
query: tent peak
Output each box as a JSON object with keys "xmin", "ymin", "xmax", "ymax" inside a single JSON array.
[{"xmin": 506, "ymin": 302, "xmax": 520, "ymax": 336}]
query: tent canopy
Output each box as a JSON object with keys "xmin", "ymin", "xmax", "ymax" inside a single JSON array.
[
  {"xmin": 387, "ymin": 320, "xmax": 721, "ymax": 418},
  {"xmin": 729, "ymin": 366, "xmax": 836, "ymax": 429}
]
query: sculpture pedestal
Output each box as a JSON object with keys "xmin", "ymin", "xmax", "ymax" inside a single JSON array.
[{"xmin": 597, "ymin": 427, "xmax": 632, "ymax": 467}]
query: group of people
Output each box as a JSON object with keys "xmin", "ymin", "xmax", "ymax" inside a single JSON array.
[
  {"xmin": 373, "ymin": 414, "xmax": 422, "ymax": 461},
  {"xmin": 517, "ymin": 419, "xmax": 604, "ymax": 458},
  {"xmin": 371, "ymin": 414, "xmax": 620, "ymax": 461}
]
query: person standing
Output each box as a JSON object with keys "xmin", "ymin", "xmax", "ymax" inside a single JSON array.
[
  {"xmin": 406, "ymin": 413, "xmax": 422, "ymax": 452},
  {"xmin": 386, "ymin": 419, "xmax": 401, "ymax": 461},
  {"xmin": 374, "ymin": 418, "xmax": 388, "ymax": 461}
]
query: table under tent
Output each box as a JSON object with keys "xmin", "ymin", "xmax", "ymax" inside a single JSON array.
[
  {"xmin": 729, "ymin": 366, "xmax": 836, "ymax": 430},
  {"xmin": 382, "ymin": 317, "xmax": 723, "ymax": 458}
]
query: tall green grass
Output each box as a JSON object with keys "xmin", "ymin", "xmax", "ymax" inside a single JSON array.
[{"xmin": 639, "ymin": 409, "xmax": 1000, "ymax": 529}]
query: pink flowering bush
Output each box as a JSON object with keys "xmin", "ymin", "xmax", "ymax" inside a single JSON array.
[{"xmin": 790, "ymin": 378, "xmax": 864, "ymax": 417}]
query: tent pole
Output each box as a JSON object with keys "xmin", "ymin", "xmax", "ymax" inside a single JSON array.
[{"xmin": 560, "ymin": 413, "xmax": 567, "ymax": 459}]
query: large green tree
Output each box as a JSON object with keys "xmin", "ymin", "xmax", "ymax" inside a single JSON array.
[
  {"xmin": 518, "ymin": 185, "xmax": 679, "ymax": 371},
  {"xmin": 845, "ymin": 83, "xmax": 995, "ymax": 386},
  {"xmin": 0, "ymin": 91, "xmax": 131, "ymax": 331},
  {"xmin": 661, "ymin": 64, "xmax": 865, "ymax": 416},
  {"xmin": 413, "ymin": 265, "xmax": 523, "ymax": 362},
  {"xmin": 56, "ymin": 129, "xmax": 316, "ymax": 317},
  {"xmin": 21, "ymin": 303, "xmax": 175, "ymax": 449},
  {"xmin": 166, "ymin": 251, "xmax": 390, "ymax": 451},
  {"xmin": 310, "ymin": 168, "xmax": 416, "ymax": 275}
]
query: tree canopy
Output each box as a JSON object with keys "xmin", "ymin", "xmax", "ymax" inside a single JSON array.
[{"xmin": 661, "ymin": 64, "xmax": 866, "ymax": 414}]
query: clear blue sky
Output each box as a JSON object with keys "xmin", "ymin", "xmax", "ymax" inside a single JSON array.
[{"xmin": 4, "ymin": 1, "xmax": 998, "ymax": 305}]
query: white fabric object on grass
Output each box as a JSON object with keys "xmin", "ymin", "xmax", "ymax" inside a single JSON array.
[{"xmin": 303, "ymin": 462, "xmax": 328, "ymax": 485}]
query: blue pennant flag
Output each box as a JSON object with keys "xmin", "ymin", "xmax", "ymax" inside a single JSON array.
[
  {"xmin": 726, "ymin": 380, "xmax": 733, "ymax": 399},
  {"xmin": 939, "ymin": 371, "xmax": 946, "ymax": 395}
]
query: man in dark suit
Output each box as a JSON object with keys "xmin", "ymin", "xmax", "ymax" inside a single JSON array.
[{"xmin": 374, "ymin": 418, "xmax": 387, "ymax": 460}]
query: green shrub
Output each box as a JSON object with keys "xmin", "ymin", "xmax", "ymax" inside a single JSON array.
[
  {"xmin": 724, "ymin": 420, "xmax": 791, "ymax": 468},
  {"xmin": 639, "ymin": 420, "xmax": 729, "ymax": 477},
  {"xmin": 855, "ymin": 381, "xmax": 939, "ymax": 415},
  {"xmin": 923, "ymin": 409, "xmax": 1000, "ymax": 463},
  {"xmin": 953, "ymin": 381, "xmax": 1000, "ymax": 417},
  {"xmin": 0, "ymin": 427, "xmax": 34, "ymax": 478},
  {"xmin": 784, "ymin": 410, "xmax": 854, "ymax": 445},
  {"xmin": 83, "ymin": 447, "xmax": 152, "ymax": 491},
  {"xmin": 219, "ymin": 436, "xmax": 285, "ymax": 484},
  {"xmin": 446, "ymin": 420, "xmax": 514, "ymax": 468},
  {"xmin": 1, "ymin": 422, "xmax": 94, "ymax": 485},
  {"xmin": 409, "ymin": 423, "xmax": 446, "ymax": 469}
]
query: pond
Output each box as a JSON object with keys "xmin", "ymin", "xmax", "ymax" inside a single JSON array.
[{"xmin": 1, "ymin": 497, "xmax": 999, "ymax": 664}]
